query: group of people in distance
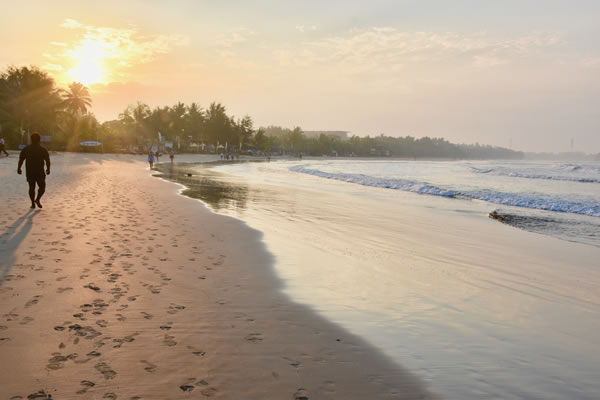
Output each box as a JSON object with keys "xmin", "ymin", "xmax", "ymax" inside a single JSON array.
[
  {"xmin": 148, "ymin": 150, "xmax": 175, "ymax": 169},
  {"xmin": 220, "ymin": 152, "xmax": 238, "ymax": 160}
]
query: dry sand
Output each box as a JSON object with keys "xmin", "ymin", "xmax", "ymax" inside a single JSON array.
[{"xmin": 0, "ymin": 153, "xmax": 438, "ymax": 399}]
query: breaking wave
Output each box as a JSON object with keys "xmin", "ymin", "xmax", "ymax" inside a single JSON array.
[
  {"xmin": 469, "ymin": 166, "xmax": 600, "ymax": 183},
  {"xmin": 290, "ymin": 165, "xmax": 600, "ymax": 217}
]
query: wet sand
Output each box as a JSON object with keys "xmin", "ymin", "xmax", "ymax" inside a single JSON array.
[
  {"xmin": 0, "ymin": 153, "xmax": 438, "ymax": 399},
  {"xmin": 160, "ymin": 159, "xmax": 600, "ymax": 399}
]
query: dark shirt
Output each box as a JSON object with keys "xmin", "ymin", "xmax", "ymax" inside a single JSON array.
[{"xmin": 19, "ymin": 144, "xmax": 50, "ymax": 178}]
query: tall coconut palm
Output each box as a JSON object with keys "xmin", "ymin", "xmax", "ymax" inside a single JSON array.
[{"xmin": 62, "ymin": 82, "xmax": 92, "ymax": 115}]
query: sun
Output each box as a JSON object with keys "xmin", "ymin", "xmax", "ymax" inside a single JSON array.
[{"xmin": 66, "ymin": 40, "xmax": 108, "ymax": 85}]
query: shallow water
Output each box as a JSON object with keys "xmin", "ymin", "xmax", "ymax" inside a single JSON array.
[{"xmin": 157, "ymin": 159, "xmax": 600, "ymax": 400}]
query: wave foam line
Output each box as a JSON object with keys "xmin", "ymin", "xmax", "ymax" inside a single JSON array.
[
  {"xmin": 291, "ymin": 166, "xmax": 600, "ymax": 217},
  {"xmin": 469, "ymin": 167, "xmax": 600, "ymax": 183}
]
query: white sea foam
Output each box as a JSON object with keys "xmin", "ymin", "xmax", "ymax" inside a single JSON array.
[
  {"xmin": 557, "ymin": 163, "xmax": 600, "ymax": 174},
  {"xmin": 470, "ymin": 166, "xmax": 600, "ymax": 183},
  {"xmin": 290, "ymin": 165, "xmax": 600, "ymax": 217}
]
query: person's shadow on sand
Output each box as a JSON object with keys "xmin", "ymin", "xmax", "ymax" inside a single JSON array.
[{"xmin": 0, "ymin": 209, "xmax": 39, "ymax": 284}]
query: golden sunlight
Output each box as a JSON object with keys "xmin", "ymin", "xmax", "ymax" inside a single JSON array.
[{"xmin": 66, "ymin": 40, "xmax": 108, "ymax": 85}]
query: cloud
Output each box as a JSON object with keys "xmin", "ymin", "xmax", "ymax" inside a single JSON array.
[
  {"xmin": 288, "ymin": 28, "xmax": 563, "ymax": 73},
  {"xmin": 215, "ymin": 30, "xmax": 255, "ymax": 48},
  {"xmin": 582, "ymin": 56, "xmax": 600, "ymax": 68},
  {"xmin": 44, "ymin": 18, "xmax": 189, "ymax": 85},
  {"xmin": 60, "ymin": 18, "xmax": 83, "ymax": 29},
  {"xmin": 296, "ymin": 25, "xmax": 317, "ymax": 33}
]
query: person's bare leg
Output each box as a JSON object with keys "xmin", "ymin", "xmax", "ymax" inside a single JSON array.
[
  {"xmin": 35, "ymin": 178, "xmax": 45, "ymax": 208},
  {"xmin": 28, "ymin": 180, "xmax": 36, "ymax": 208}
]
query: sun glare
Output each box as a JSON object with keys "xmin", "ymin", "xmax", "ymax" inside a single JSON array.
[{"xmin": 66, "ymin": 40, "xmax": 108, "ymax": 85}]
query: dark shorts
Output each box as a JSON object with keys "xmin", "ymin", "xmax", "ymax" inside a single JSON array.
[{"xmin": 26, "ymin": 174, "xmax": 46, "ymax": 185}]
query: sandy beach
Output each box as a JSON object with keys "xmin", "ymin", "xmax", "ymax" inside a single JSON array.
[{"xmin": 0, "ymin": 153, "xmax": 438, "ymax": 399}]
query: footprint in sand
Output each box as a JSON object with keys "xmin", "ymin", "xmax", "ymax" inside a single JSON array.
[
  {"xmin": 76, "ymin": 380, "xmax": 95, "ymax": 395},
  {"xmin": 96, "ymin": 320, "xmax": 108, "ymax": 328},
  {"xmin": 294, "ymin": 388, "xmax": 310, "ymax": 400},
  {"xmin": 47, "ymin": 353, "xmax": 77, "ymax": 370},
  {"xmin": 73, "ymin": 313, "xmax": 86, "ymax": 321},
  {"xmin": 283, "ymin": 357, "xmax": 301, "ymax": 368},
  {"xmin": 140, "ymin": 312, "xmax": 153, "ymax": 320},
  {"xmin": 167, "ymin": 304, "xmax": 185, "ymax": 314},
  {"xmin": 95, "ymin": 362, "xmax": 117, "ymax": 379},
  {"xmin": 56, "ymin": 287, "xmax": 73, "ymax": 294},
  {"xmin": 245, "ymin": 333, "xmax": 263, "ymax": 343},
  {"xmin": 187, "ymin": 346, "xmax": 206, "ymax": 357},
  {"xmin": 24, "ymin": 390, "xmax": 53, "ymax": 399},
  {"xmin": 113, "ymin": 333, "xmax": 137, "ymax": 348},
  {"xmin": 140, "ymin": 360, "xmax": 157, "ymax": 373},
  {"xmin": 179, "ymin": 378, "xmax": 211, "ymax": 393},
  {"xmin": 102, "ymin": 393, "xmax": 117, "ymax": 399},
  {"xmin": 24, "ymin": 295, "xmax": 42, "ymax": 308},
  {"xmin": 163, "ymin": 334, "xmax": 177, "ymax": 347},
  {"xmin": 159, "ymin": 322, "xmax": 172, "ymax": 331},
  {"xmin": 84, "ymin": 283, "xmax": 101, "ymax": 292}
]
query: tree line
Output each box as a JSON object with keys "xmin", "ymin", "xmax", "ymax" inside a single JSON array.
[
  {"xmin": 0, "ymin": 66, "xmax": 255, "ymax": 153},
  {"xmin": 252, "ymin": 126, "xmax": 523, "ymax": 159},
  {"xmin": 1, "ymin": 65, "xmax": 523, "ymax": 159},
  {"xmin": 0, "ymin": 66, "xmax": 95, "ymax": 150}
]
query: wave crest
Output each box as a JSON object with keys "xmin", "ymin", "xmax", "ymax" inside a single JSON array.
[{"xmin": 291, "ymin": 165, "xmax": 600, "ymax": 217}]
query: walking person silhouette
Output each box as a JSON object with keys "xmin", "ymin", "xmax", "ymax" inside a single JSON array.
[{"xmin": 17, "ymin": 132, "xmax": 51, "ymax": 209}]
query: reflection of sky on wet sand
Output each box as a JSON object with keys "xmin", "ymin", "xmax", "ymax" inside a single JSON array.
[
  {"xmin": 159, "ymin": 160, "xmax": 600, "ymax": 400},
  {"xmin": 156, "ymin": 162, "xmax": 252, "ymax": 211}
]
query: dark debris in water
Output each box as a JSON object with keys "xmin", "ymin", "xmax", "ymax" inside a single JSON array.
[{"xmin": 488, "ymin": 209, "xmax": 600, "ymax": 248}]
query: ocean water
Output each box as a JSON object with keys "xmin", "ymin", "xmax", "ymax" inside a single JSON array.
[
  {"xmin": 288, "ymin": 160, "xmax": 600, "ymax": 247},
  {"xmin": 158, "ymin": 159, "xmax": 600, "ymax": 400}
]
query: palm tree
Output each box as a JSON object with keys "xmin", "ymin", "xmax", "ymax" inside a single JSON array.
[
  {"xmin": 204, "ymin": 102, "xmax": 231, "ymax": 149},
  {"xmin": 185, "ymin": 102, "xmax": 205, "ymax": 142},
  {"xmin": 0, "ymin": 66, "xmax": 63, "ymax": 144},
  {"xmin": 62, "ymin": 82, "xmax": 92, "ymax": 115}
]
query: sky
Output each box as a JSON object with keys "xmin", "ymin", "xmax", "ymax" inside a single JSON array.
[{"xmin": 1, "ymin": 0, "xmax": 599, "ymax": 153}]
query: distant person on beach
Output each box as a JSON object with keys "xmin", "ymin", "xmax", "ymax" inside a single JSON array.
[
  {"xmin": 148, "ymin": 151, "xmax": 155, "ymax": 168},
  {"xmin": 0, "ymin": 137, "xmax": 8, "ymax": 156},
  {"xmin": 169, "ymin": 150, "xmax": 174, "ymax": 164},
  {"xmin": 17, "ymin": 132, "xmax": 50, "ymax": 209},
  {"xmin": 155, "ymin": 151, "xmax": 160, "ymax": 163}
]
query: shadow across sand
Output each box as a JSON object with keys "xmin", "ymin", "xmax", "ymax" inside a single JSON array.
[{"xmin": 0, "ymin": 209, "xmax": 39, "ymax": 284}]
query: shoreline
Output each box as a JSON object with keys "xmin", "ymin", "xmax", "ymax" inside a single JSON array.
[
  {"xmin": 0, "ymin": 153, "xmax": 438, "ymax": 399},
  {"xmin": 160, "ymin": 157, "xmax": 600, "ymax": 399}
]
